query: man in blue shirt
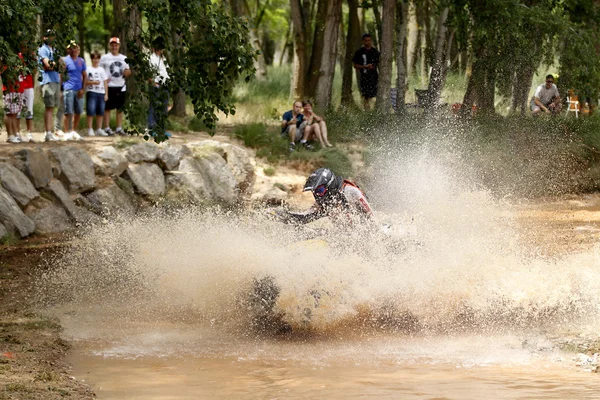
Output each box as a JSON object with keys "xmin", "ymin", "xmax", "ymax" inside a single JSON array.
[
  {"xmin": 281, "ymin": 100, "xmax": 312, "ymax": 152},
  {"xmin": 61, "ymin": 40, "xmax": 86, "ymax": 140},
  {"xmin": 38, "ymin": 29, "xmax": 61, "ymax": 141}
]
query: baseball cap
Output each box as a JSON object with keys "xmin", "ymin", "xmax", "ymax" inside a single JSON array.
[{"xmin": 109, "ymin": 37, "xmax": 120, "ymax": 44}]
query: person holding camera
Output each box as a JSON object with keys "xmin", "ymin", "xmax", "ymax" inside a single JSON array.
[{"xmin": 38, "ymin": 29, "xmax": 61, "ymax": 141}]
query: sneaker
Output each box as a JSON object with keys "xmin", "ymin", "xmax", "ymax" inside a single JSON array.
[
  {"xmin": 88, "ymin": 128, "xmax": 95, "ymax": 136},
  {"xmin": 104, "ymin": 128, "xmax": 114, "ymax": 136},
  {"xmin": 55, "ymin": 130, "xmax": 67, "ymax": 141},
  {"xmin": 70, "ymin": 131, "xmax": 83, "ymax": 141},
  {"xmin": 115, "ymin": 127, "xmax": 126, "ymax": 136},
  {"xmin": 289, "ymin": 142, "xmax": 296, "ymax": 152},
  {"xmin": 95, "ymin": 129, "xmax": 108, "ymax": 137},
  {"xmin": 7, "ymin": 135, "xmax": 21, "ymax": 143},
  {"xmin": 26, "ymin": 132, "xmax": 35, "ymax": 143},
  {"xmin": 45, "ymin": 132, "xmax": 58, "ymax": 142},
  {"xmin": 302, "ymin": 142, "xmax": 315, "ymax": 151}
]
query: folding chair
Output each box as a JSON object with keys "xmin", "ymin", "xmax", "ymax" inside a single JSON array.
[{"xmin": 566, "ymin": 89, "xmax": 579, "ymax": 118}]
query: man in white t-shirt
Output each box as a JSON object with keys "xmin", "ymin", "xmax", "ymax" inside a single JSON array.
[
  {"xmin": 148, "ymin": 45, "xmax": 170, "ymax": 133},
  {"xmin": 99, "ymin": 37, "xmax": 131, "ymax": 135},
  {"xmin": 531, "ymin": 74, "xmax": 562, "ymax": 115}
]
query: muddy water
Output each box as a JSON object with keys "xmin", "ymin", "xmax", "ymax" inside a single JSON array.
[{"xmin": 45, "ymin": 192, "xmax": 600, "ymax": 399}]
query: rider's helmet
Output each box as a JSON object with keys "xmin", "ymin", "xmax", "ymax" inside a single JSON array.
[{"xmin": 303, "ymin": 168, "xmax": 336, "ymax": 201}]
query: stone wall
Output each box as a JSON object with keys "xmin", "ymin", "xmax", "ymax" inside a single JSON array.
[{"xmin": 0, "ymin": 140, "xmax": 255, "ymax": 239}]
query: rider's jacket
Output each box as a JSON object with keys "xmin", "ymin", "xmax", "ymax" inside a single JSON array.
[{"xmin": 286, "ymin": 179, "xmax": 373, "ymax": 224}]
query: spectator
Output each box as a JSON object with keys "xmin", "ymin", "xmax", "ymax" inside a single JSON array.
[
  {"xmin": 531, "ymin": 74, "xmax": 562, "ymax": 115},
  {"xmin": 85, "ymin": 51, "xmax": 109, "ymax": 136},
  {"xmin": 281, "ymin": 100, "xmax": 312, "ymax": 152},
  {"xmin": 100, "ymin": 37, "xmax": 131, "ymax": 136},
  {"xmin": 61, "ymin": 40, "xmax": 85, "ymax": 140},
  {"xmin": 353, "ymin": 33, "xmax": 380, "ymax": 111},
  {"xmin": 38, "ymin": 29, "xmax": 60, "ymax": 141},
  {"xmin": 148, "ymin": 43, "xmax": 170, "ymax": 135},
  {"xmin": 302, "ymin": 100, "xmax": 332, "ymax": 148},
  {"xmin": 2, "ymin": 66, "xmax": 25, "ymax": 143},
  {"xmin": 17, "ymin": 48, "xmax": 35, "ymax": 142}
]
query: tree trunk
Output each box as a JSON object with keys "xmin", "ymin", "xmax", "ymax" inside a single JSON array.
[
  {"xmin": 425, "ymin": 7, "xmax": 449, "ymax": 109},
  {"xmin": 479, "ymin": 63, "xmax": 496, "ymax": 114},
  {"xmin": 341, "ymin": 0, "xmax": 361, "ymax": 108},
  {"xmin": 419, "ymin": 25, "xmax": 427, "ymax": 86},
  {"xmin": 395, "ymin": 0, "xmax": 409, "ymax": 112},
  {"xmin": 372, "ymin": 0, "xmax": 383, "ymax": 47},
  {"xmin": 78, "ymin": 0, "xmax": 86, "ymax": 53},
  {"xmin": 375, "ymin": 0, "xmax": 395, "ymax": 112},
  {"xmin": 242, "ymin": 0, "xmax": 268, "ymax": 79},
  {"xmin": 511, "ymin": 63, "xmax": 535, "ymax": 115},
  {"xmin": 290, "ymin": 0, "xmax": 307, "ymax": 98},
  {"xmin": 113, "ymin": 0, "xmax": 126, "ymax": 54},
  {"xmin": 462, "ymin": 46, "xmax": 486, "ymax": 110},
  {"xmin": 305, "ymin": 0, "xmax": 328, "ymax": 98},
  {"xmin": 314, "ymin": 0, "xmax": 342, "ymax": 112},
  {"xmin": 102, "ymin": 0, "xmax": 110, "ymax": 53},
  {"xmin": 406, "ymin": 0, "xmax": 418, "ymax": 76},
  {"xmin": 170, "ymin": 29, "xmax": 187, "ymax": 117}
]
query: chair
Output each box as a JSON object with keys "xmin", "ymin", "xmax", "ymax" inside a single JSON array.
[{"xmin": 566, "ymin": 89, "xmax": 579, "ymax": 118}]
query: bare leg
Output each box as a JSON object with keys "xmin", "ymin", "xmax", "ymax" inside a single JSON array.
[
  {"xmin": 63, "ymin": 114, "xmax": 71, "ymax": 133},
  {"xmin": 44, "ymin": 107, "xmax": 54, "ymax": 132},
  {"xmin": 302, "ymin": 125, "xmax": 312, "ymax": 142},
  {"xmin": 87, "ymin": 115, "xmax": 93, "ymax": 130},
  {"xmin": 116, "ymin": 111, "xmax": 123, "ymax": 130},
  {"xmin": 26, "ymin": 118, "xmax": 32, "ymax": 132},
  {"xmin": 104, "ymin": 110, "xmax": 112, "ymax": 130},
  {"xmin": 96, "ymin": 115, "xmax": 103, "ymax": 130},
  {"xmin": 364, "ymin": 97, "xmax": 371, "ymax": 111},
  {"xmin": 319, "ymin": 121, "xmax": 332, "ymax": 147},
  {"xmin": 311, "ymin": 123, "xmax": 326, "ymax": 147},
  {"xmin": 73, "ymin": 113, "xmax": 81, "ymax": 131},
  {"xmin": 288, "ymin": 125, "xmax": 297, "ymax": 143}
]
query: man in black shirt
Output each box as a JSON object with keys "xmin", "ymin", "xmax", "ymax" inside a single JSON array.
[{"xmin": 353, "ymin": 33, "xmax": 380, "ymax": 111}]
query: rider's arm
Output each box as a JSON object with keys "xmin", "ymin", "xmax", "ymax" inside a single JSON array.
[
  {"xmin": 343, "ymin": 186, "xmax": 374, "ymax": 218},
  {"xmin": 284, "ymin": 204, "xmax": 326, "ymax": 224}
]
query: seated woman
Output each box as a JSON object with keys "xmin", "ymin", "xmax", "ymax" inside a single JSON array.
[{"xmin": 302, "ymin": 100, "xmax": 333, "ymax": 148}]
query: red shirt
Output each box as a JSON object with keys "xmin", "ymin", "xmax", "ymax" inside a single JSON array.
[{"xmin": 18, "ymin": 52, "xmax": 34, "ymax": 90}]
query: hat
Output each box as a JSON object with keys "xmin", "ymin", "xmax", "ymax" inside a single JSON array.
[
  {"xmin": 109, "ymin": 37, "xmax": 120, "ymax": 44},
  {"xmin": 66, "ymin": 40, "xmax": 79, "ymax": 49},
  {"xmin": 44, "ymin": 29, "xmax": 56, "ymax": 37}
]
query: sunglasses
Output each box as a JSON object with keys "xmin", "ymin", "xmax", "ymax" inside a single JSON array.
[
  {"xmin": 314, "ymin": 185, "xmax": 327, "ymax": 197},
  {"xmin": 546, "ymin": 80, "xmax": 554, "ymax": 84}
]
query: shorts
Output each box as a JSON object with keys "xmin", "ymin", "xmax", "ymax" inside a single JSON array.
[
  {"xmin": 64, "ymin": 90, "xmax": 84, "ymax": 115},
  {"xmin": 530, "ymin": 97, "xmax": 558, "ymax": 113},
  {"xmin": 3, "ymin": 92, "xmax": 24, "ymax": 115},
  {"xmin": 105, "ymin": 86, "xmax": 126, "ymax": 111},
  {"xmin": 281, "ymin": 121, "xmax": 305, "ymax": 142},
  {"xmin": 17, "ymin": 88, "xmax": 34, "ymax": 119},
  {"xmin": 42, "ymin": 82, "xmax": 61, "ymax": 108},
  {"xmin": 86, "ymin": 92, "xmax": 106, "ymax": 116},
  {"xmin": 359, "ymin": 74, "xmax": 378, "ymax": 99}
]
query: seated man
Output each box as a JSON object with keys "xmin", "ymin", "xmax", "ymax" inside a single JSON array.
[
  {"xmin": 531, "ymin": 74, "xmax": 562, "ymax": 115},
  {"xmin": 277, "ymin": 168, "xmax": 373, "ymax": 225},
  {"xmin": 281, "ymin": 100, "xmax": 313, "ymax": 151}
]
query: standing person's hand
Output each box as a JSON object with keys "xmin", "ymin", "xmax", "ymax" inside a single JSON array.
[
  {"xmin": 104, "ymin": 93, "xmax": 108, "ymax": 102},
  {"xmin": 77, "ymin": 89, "xmax": 84, "ymax": 99}
]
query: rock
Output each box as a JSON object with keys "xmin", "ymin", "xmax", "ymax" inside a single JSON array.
[
  {"xmin": 42, "ymin": 180, "xmax": 80, "ymax": 222},
  {"xmin": 125, "ymin": 163, "xmax": 166, "ymax": 196},
  {"xmin": 157, "ymin": 145, "xmax": 191, "ymax": 170},
  {"xmin": 0, "ymin": 162, "xmax": 40, "ymax": 207},
  {"xmin": 187, "ymin": 140, "xmax": 255, "ymax": 195},
  {"xmin": 0, "ymin": 186, "xmax": 35, "ymax": 238},
  {"xmin": 170, "ymin": 154, "xmax": 237, "ymax": 204},
  {"xmin": 48, "ymin": 147, "xmax": 96, "ymax": 194},
  {"xmin": 126, "ymin": 141, "xmax": 159, "ymax": 163},
  {"xmin": 25, "ymin": 198, "xmax": 72, "ymax": 234},
  {"xmin": 0, "ymin": 222, "xmax": 7, "ymax": 238},
  {"xmin": 92, "ymin": 146, "xmax": 128, "ymax": 177},
  {"xmin": 261, "ymin": 186, "xmax": 288, "ymax": 205},
  {"xmin": 86, "ymin": 183, "xmax": 136, "ymax": 216},
  {"xmin": 13, "ymin": 148, "xmax": 53, "ymax": 189}
]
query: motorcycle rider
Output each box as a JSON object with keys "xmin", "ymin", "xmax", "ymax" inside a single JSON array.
[{"xmin": 278, "ymin": 168, "xmax": 373, "ymax": 224}]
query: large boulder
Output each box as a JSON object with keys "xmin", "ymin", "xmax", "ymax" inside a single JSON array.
[
  {"xmin": 48, "ymin": 147, "xmax": 96, "ymax": 194},
  {"xmin": 172, "ymin": 154, "xmax": 237, "ymax": 204},
  {"xmin": 126, "ymin": 141, "xmax": 159, "ymax": 163},
  {"xmin": 0, "ymin": 162, "xmax": 40, "ymax": 207},
  {"xmin": 0, "ymin": 222, "xmax": 7, "ymax": 239},
  {"xmin": 187, "ymin": 140, "xmax": 255, "ymax": 195},
  {"xmin": 43, "ymin": 180, "xmax": 83, "ymax": 223},
  {"xmin": 0, "ymin": 186, "xmax": 35, "ymax": 238},
  {"xmin": 25, "ymin": 198, "xmax": 72, "ymax": 234},
  {"xmin": 13, "ymin": 148, "xmax": 53, "ymax": 189},
  {"xmin": 157, "ymin": 145, "xmax": 191, "ymax": 170},
  {"xmin": 125, "ymin": 163, "xmax": 166, "ymax": 196},
  {"xmin": 86, "ymin": 183, "xmax": 136, "ymax": 216},
  {"xmin": 92, "ymin": 146, "xmax": 129, "ymax": 177}
]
